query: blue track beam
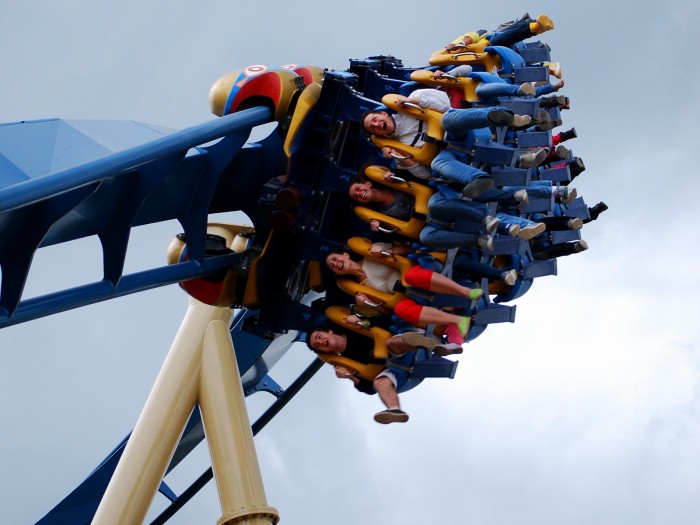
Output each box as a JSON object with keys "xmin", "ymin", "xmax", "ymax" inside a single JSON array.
[{"xmin": 0, "ymin": 108, "xmax": 272, "ymax": 214}]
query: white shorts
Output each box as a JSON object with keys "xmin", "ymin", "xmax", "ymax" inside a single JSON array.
[{"xmin": 375, "ymin": 369, "xmax": 398, "ymax": 388}]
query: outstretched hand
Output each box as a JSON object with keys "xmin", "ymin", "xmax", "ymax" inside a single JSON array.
[{"xmin": 334, "ymin": 365, "xmax": 358, "ymax": 379}]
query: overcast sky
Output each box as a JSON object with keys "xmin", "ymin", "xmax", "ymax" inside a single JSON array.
[{"xmin": 2, "ymin": 1, "xmax": 700, "ymax": 524}]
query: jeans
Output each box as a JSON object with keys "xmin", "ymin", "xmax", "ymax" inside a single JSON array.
[
  {"xmin": 431, "ymin": 148, "xmax": 490, "ymax": 187},
  {"xmin": 428, "ymin": 190, "xmax": 489, "ymax": 223},
  {"xmin": 475, "ymin": 81, "xmax": 521, "ymax": 105},
  {"xmin": 434, "ymin": 106, "xmax": 510, "ymax": 184},
  {"xmin": 531, "ymin": 241, "xmax": 578, "ymax": 260},
  {"xmin": 534, "ymin": 216, "xmax": 574, "ymax": 231},
  {"xmin": 419, "ymin": 223, "xmax": 481, "ymax": 250},
  {"xmin": 486, "ymin": 18, "xmax": 533, "ymax": 48},
  {"xmin": 454, "ymin": 253, "xmax": 507, "ymax": 281},
  {"xmin": 495, "ymin": 212, "xmax": 540, "ymax": 235},
  {"xmin": 475, "ymin": 182, "xmax": 552, "ymax": 203},
  {"xmin": 528, "ymin": 179, "xmax": 554, "ymax": 198},
  {"xmin": 441, "ymin": 106, "xmax": 501, "ymax": 142}
]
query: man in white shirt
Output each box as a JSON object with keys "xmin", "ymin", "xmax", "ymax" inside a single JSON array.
[{"xmin": 361, "ymin": 89, "xmax": 532, "ymax": 197}]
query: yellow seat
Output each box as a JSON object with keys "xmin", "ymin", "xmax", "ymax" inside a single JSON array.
[
  {"xmin": 283, "ymin": 81, "xmax": 322, "ymax": 159},
  {"xmin": 338, "ymin": 239, "xmax": 452, "ymax": 335},
  {"xmin": 428, "ymin": 39, "xmax": 500, "ymax": 69},
  {"xmin": 308, "ymin": 260, "xmax": 325, "ymax": 292},
  {"xmin": 409, "ymin": 70, "xmax": 479, "ymax": 104},
  {"xmin": 325, "ymin": 306, "xmax": 390, "ymax": 359},
  {"xmin": 352, "ymin": 165, "xmax": 433, "ymax": 239},
  {"xmin": 430, "ymin": 36, "xmax": 490, "ymax": 61},
  {"xmin": 315, "ymin": 353, "xmax": 385, "ymax": 383},
  {"xmin": 337, "ymin": 278, "xmax": 406, "ymax": 310},
  {"xmin": 316, "ymin": 306, "xmax": 391, "ymax": 381},
  {"xmin": 370, "ymin": 93, "xmax": 444, "ymax": 166},
  {"xmin": 346, "ymin": 237, "xmax": 415, "ymax": 288},
  {"xmin": 336, "ymin": 236, "xmax": 412, "ymax": 312},
  {"xmin": 346, "ymin": 236, "xmax": 447, "ymax": 285},
  {"xmin": 242, "ymin": 232, "xmax": 273, "ymax": 309}
]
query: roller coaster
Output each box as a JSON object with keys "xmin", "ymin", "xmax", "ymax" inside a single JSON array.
[{"xmin": 0, "ymin": 14, "xmax": 604, "ymax": 524}]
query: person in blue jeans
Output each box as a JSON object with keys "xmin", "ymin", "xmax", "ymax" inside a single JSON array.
[
  {"xmin": 361, "ymin": 88, "xmax": 532, "ymax": 197},
  {"xmin": 347, "ymin": 174, "xmax": 495, "ymax": 250},
  {"xmin": 441, "ymin": 14, "xmax": 554, "ymax": 52},
  {"xmin": 488, "ymin": 14, "xmax": 554, "ymax": 47},
  {"xmin": 421, "ymin": 186, "xmax": 546, "ymax": 248},
  {"xmin": 347, "ymin": 174, "xmax": 547, "ymax": 248},
  {"xmin": 473, "ymin": 184, "xmax": 546, "ymax": 205},
  {"xmin": 432, "ymin": 66, "xmax": 565, "ymax": 106}
]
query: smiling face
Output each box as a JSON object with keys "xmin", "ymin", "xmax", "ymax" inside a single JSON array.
[
  {"xmin": 363, "ymin": 111, "xmax": 395, "ymax": 136},
  {"xmin": 348, "ymin": 181, "xmax": 374, "ymax": 203},
  {"xmin": 325, "ymin": 252, "xmax": 351, "ymax": 275},
  {"xmin": 309, "ymin": 330, "xmax": 346, "ymax": 353}
]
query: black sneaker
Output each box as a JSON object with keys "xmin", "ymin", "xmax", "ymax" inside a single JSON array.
[
  {"xmin": 462, "ymin": 176, "xmax": 494, "ymax": 198},
  {"xmin": 569, "ymin": 157, "xmax": 586, "ymax": 177},
  {"xmin": 558, "ymin": 127, "xmax": 577, "ymax": 142},
  {"xmin": 588, "ymin": 202, "xmax": 608, "ymax": 220},
  {"xmin": 487, "ymin": 109, "xmax": 515, "ymax": 127},
  {"xmin": 539, "ymin": 95, "xmax": 568, "ymax": 108}
]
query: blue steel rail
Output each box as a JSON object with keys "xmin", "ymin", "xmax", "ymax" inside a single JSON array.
[{"xmin": 0, "ymin": 107, "xmax": 272, "ymax": 328}]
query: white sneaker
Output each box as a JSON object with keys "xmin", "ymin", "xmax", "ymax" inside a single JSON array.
[
  {"xmin": 555, "ymin": 186, "xmax": 577, "ymax": 204},
  {"xmin": 501, "ymin": 269, "xmax": 517, "ymax": 286},
  {"xmin": 567, "ymin": 217, "xmax": 583, "ymax": 230},
  {"xmin": 507, "ymin": 224, "xmax": 521, "ymax": 237},
  {"xmin": 483, "ymin": 215, "xmax": 500, "ymax": 234},
  {"xmin": 514, "ymin": 189, "xmax": 529, "ymax": 204},
  {"xmin": 518, "ymin": 148, "xmax": 548, "ymax": 169},
  {"xmin": 574, "ymin": 239, "xmax": 589, "ymax": 253},
  {"xmin": 477, "ymin": 234, "xmax": 494, "ymax": 251},
  {"xmin": 517, "ymin": 83, "xmax": 536, "ymax": 96},
  {"xmin": 512, "ymin": 114, "xmax": 532, "ymax": 127},
  {"xmin": 517, "ymin": 223, "xmax": 547, "ymax": 240}
]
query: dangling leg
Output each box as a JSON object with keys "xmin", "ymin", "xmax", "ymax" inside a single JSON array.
[
  {"xmin": 394, "ymin": 299, "xmax": 470, "ymax": 345},
  {"xmin": 419, "ymin": 223, "xmax": 489, "ymax": 251},
  {"xmin": 404, "ymin": 266, "xmax": 483, "ymax": 300},
  {"xmin": 373, "ymin": 371, "xmax": 409, "ymax": 424}
]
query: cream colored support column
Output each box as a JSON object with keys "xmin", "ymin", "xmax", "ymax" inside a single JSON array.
[
  {"xmin": 200, "ymin": 319, "xmax": 279, "ymax": 525},
  {"xmin": 93, "ymin": 299, "xmax": 233, "ymax": 525}
]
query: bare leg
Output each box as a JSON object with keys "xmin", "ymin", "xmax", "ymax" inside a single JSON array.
[
  {"xmin": 417, "ymin": 305, "xmax": 470, "ymax": 345},
  {"xmin": 373, "ymin": 376, "xmax": 401, "ymax": 411},
  {"xmin": 417, "ymin": 305, "xmax": 465, "ymax": 326},
  {"xmin": 428, "ymin": 272, "xmax": 482, "ymax": 300}
]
